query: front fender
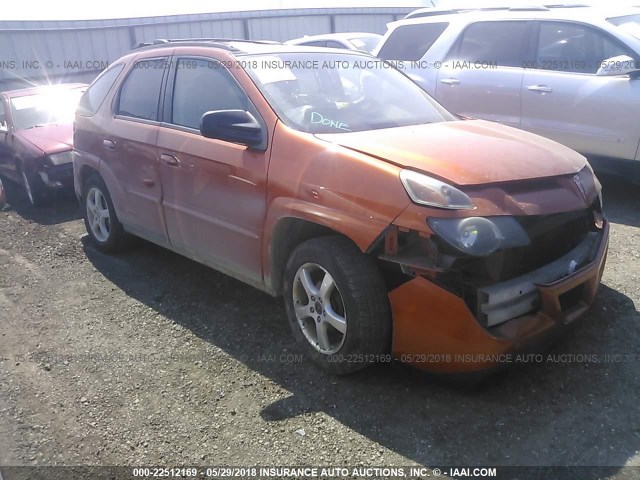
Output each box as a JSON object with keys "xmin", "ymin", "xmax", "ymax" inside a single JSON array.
[{"xmin": 262, "ymin": 197, "xmax": 401, "ymax": 291}]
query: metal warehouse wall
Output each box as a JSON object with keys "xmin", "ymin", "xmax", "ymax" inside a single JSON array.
[{"xmin": 0, "ymin": 7, "xmax": 413, "ymax": 91}]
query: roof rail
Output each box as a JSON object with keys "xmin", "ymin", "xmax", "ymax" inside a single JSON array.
[
  {"xmin": 508, "ymin": 6, "xmax": 550, "ymax": 11},
  {"xmin": 404, "ymin": 8, "xmax": 459, "ymax": 19},
  {"xmin": 133, "ymin": 38, "xmax": 280, "ymax": 50},
  {"xmin": 404, "ymin": 3, "xmax": 590, "ymax": 19}
]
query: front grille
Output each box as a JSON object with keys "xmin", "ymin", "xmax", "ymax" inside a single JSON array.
[
  {"xmin": 46, "ymin": 163, "xmax": 74, "ymax": 183},
  {"xmin": 433, "ymin": 207, "xmax": 597, "ymax": 325}
]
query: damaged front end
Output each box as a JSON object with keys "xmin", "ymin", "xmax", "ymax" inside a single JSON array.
[
  {"xmin": 374, "ymin": 169, "xmax": 609, "ymax": 373},
  {"xmin": 30, "ymin": 151, "xmax": 75, "ymax": 188}
]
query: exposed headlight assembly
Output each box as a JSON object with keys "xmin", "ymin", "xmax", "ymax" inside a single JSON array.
[
  {"xmin": 48, "ymin": 151, "xmax": 74, "ymax": 165},
  {"xmin": 428, "ymin": 216, "xmax": 530, "ymax": 257},
  {"xmin": 400, "ymin": 169, "xmax": 474, "ymax": 210}
]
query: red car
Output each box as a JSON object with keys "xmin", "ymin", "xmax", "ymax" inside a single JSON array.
[{"xmin": 0, "ymin": 84, "xmax": 87, "ymax": 206}]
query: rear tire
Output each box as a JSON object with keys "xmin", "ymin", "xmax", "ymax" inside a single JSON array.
[
  {"xmin": 82, "ymin": 174, "xmax": 130, "ymax": 252},
  {"xmin": 283, "ymin": 236, "xmax": 391, "ymax": 375}
]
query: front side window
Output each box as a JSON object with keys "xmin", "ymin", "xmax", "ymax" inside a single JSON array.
[
  {"xmin": 116, "ymin": 59, "xmax": 165, "ymax": 121},
  {"xmin": 451, "ymin": 21, "xmax": 529, "ymax": 67},
  {"xmin": 244, "ymin": 53, "xmax": 454, "ymax": 134},
  {"xmin": 378, "ymin": 22, "xmax": 448, "ymax": 61},
  {"xmin": 170, "ymin": 59, "xmax": 252, "ymax": 130},
  {"xmin": 535, "ymin": 22, "xmax": 635, "ymax": 73},
  {"xmin": 78, "ymin": 63, "xmax": 124, "ymax": 116},
  {"xmin": 9, "ymin": 86, "xmax": 85, "ymax": 130}
]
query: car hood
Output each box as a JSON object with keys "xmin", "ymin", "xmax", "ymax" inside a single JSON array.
[
  {"xmin": 316, "ymin": 120, "xmax": 586, "ymax": 186},
  {"xmin": 14, "ymin": 124, "xmax": 73, "ymax": 156}
]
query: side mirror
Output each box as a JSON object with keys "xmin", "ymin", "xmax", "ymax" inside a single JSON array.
[
  {"xmin": 596, "ymin": 55, "xmax": 640, "ymax": 77},
  {"xmin": 200, "ymin": 110, "xmax": 264, "ymax": 149}
]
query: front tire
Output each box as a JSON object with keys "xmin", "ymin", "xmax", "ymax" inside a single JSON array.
[
  {"xmin": 283, "ymin": 236, "xmax": 391, "ymax": 375},
  {"xmin": 82, "ymin": 174, "xmax": 129, "ymax": 252}
]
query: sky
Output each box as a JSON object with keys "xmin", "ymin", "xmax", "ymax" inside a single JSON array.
[{"xmin": 3, "ymin": 0, "xmax": 430, "ymax": 21}]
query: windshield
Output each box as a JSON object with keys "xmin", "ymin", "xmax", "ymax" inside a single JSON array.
[
  {"xmin": 347, "ymin": 36, "xmax": 382, "ymax": 54},
  {"xmin": 244, "ymin": 53, "xmax": 454, "ymax": 134},
  {"xmin": 608, "ymin": 14, "xmax": 640, "ymax": 40},
  {"xmin": 9, "ymin": 87, "xmax": 85, "ymax": 130}
]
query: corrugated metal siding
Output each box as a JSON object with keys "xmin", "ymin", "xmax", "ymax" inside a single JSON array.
[
  {"xmin": 133, "ymin": 19, "xmax": 245, "ymax": 44},
  {"xmin": 0, "ymin": 8, "xmax": 413, "ymax": 91},
  {"xmin": 249, "ymin": 16, "xmax": 332, "ymax": 42},
  {"xmin": 0, "ymin": 27, "xmax": 131, "ymax": 90},
  {"xmin": 334, "ymin": 14, "xmax": 397, "ymax": 33}
]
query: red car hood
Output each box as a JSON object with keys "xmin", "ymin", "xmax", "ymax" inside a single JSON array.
[
  {"xmin": 14, "ymin": 124, "xmax": 73, "ymax": 156},
  {"xmin": 316, "ymin": 120, "xmax": 586, "ymax": 186}
]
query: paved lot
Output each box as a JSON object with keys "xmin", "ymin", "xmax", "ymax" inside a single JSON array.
[{"xmin": 0, "ymin": 177, "xmax": 639, "ymax": 478}]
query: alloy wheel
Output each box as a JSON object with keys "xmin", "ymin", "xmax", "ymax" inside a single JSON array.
[
  {"xmin": 86, "ymin": 187, "xmax": 111, "ymax": 242},
  {"xmin": 292, "ymin": 262, "xmax": 347, "ymax": 354}
]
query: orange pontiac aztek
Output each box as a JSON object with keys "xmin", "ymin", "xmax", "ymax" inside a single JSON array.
[{"xmin": 73, "ymin": 40, "xmax": 609, "ymax": 376}]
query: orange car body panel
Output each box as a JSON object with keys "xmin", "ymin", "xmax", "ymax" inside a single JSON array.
[
  {"xmin": 390, "ymin": 222, "xmax": 609, "ymax": 373},
  {"xmin": 317, "ymin": 119, "xmax": 586, "ymax": 186}
]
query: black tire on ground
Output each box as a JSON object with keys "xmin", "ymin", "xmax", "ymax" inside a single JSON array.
[
  {"xmin": 283, "ymin": 235, "xmax": 392, "ymax": 375},
  {"xmin": 82, "ymin": 174, "xmax": 130, "ymax": 253},
  {"xmin": 19, "ymin": 164, "xmax": 48, "ymax": 207}
]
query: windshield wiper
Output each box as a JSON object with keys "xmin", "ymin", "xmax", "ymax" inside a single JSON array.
[{"xmin": 27, "ymin": 123, "xmax": 58, "ymax": 129}]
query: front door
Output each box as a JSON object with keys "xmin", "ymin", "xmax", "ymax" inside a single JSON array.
[{"xmin": 157, "ymin": 57, "xmax": 270, "ymax": 284}]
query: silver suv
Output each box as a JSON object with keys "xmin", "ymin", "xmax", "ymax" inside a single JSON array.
[{"xmin": 376, "ymin": 5, "xmax": 640, "ymax": 178}]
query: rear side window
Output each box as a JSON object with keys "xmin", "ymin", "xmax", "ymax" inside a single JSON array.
[
  {"xmin": 300, "ymin": 41, "xmax": 326, "ymax": 47},
  {"xmin": 116, "ymin": 59, "xmax": 165, "ymax": 121},
  {"xmin": 378, "ymin": 22, "xmax": 448, "ymax": 61},
  {"xmin": 450, "ymin": 21, "xmax": 529, "ymax": 67},
  {"xmin": 325, "ymin": 40, "xmax": 348, "ymax": 49},
  {"xmin": 535, "ymin": 22, "xmax": 636, "ymax": 73},
  {"xmin": 77, "ymin": 63, "xmax": 124, "ymax": 116},
  {"xmin": 170, "ymin": 59, "xmax": 252, "ymax": 130}
]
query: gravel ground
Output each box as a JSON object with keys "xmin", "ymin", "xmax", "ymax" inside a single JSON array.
[{"xmin": 0, "ymin": 177, "xmax": 639, "ymax": 479}]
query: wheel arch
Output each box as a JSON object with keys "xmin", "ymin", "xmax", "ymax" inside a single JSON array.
[
  {"xmin": 264, "ymin": 197, "xmax": 393, "ymax": 295},
  {"xmin": 268, "ymin": 216, "xmax": 352, "ymax": 296},
  {"xmin": 77, "ymin": 164, "xmax": 99, "ymax": 197}
]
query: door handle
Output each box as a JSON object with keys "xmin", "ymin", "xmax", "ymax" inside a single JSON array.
[
  {"xmin": 527, "ymin": 85, "xmax": 553, "ymax": 93},
  {"xmin": 160, "ymin": 153, "xmax": 180, "ymax": 167},
  {"xmin": 440, "ymin": 78, "xmax": 460, "ymax": 85},
  {"xmin": 102, "ymin": 139, "xmax": 116, "ymax": 150}
]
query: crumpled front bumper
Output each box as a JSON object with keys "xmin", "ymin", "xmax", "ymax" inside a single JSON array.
[
  {"xmin": 388, "ymin": 221, "xmax": 610, "ymax": 373},
  {"xmin": 36, "ymin": 162, "xmax": 74, "ymax": 188}
]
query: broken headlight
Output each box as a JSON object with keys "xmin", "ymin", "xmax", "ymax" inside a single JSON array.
[
  {"xmin": 428, "ymin": 216, "xmax": 530, "ymax": 257},
  {"xmin": 48, "ymin": 151, "xmax": 74, "ymax": 165},
  {"xmin": 400, "ymin": 170, "xmax": 474, "ymax": 210}
]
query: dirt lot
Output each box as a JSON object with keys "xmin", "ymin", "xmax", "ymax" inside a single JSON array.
[{"xmin": 0, "ymin": 176, "xmax": 639, "ymax": 478}]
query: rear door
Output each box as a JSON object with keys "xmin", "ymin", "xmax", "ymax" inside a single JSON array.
[
  {"xmin": 156, "ymin": 57, "xmax": 270, "ymax": 285},
  {"xmin": 102, "ymin": 57, "xmax": 170, "ymax": 245},
  {"xmin": 435, "ymin": 20, "xmax": 531, "ymax": 127},
  {"xmin": 520, "ymin": 21, "xmax": 640, "ymax": 160}
]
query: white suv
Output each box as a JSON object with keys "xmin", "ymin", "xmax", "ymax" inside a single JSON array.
[{"xmin": 376, "ymin": 6, "xmax": 640, "ymax": 178}]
